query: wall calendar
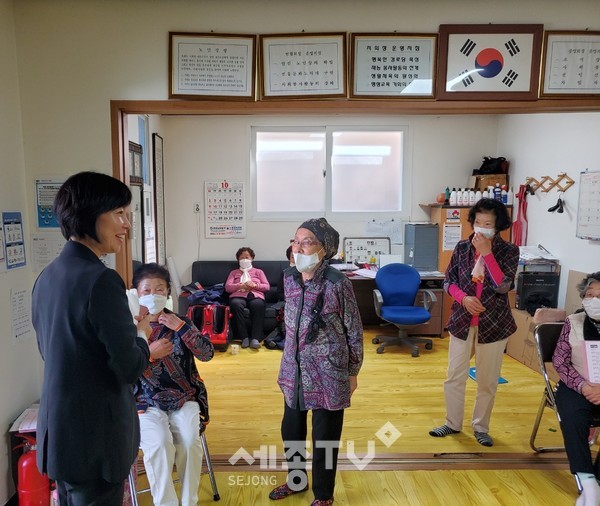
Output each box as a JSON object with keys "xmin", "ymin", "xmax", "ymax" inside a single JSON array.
[
  {"xmin": 577, "ymin": 170, "xmax": 600, "ymax": 241},
  {"xmin": 204, "ymin": 180, "xmax": 246, "ymax": 239}
]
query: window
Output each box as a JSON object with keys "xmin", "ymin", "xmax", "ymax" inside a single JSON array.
[{"xmin": 251, "ymin": 126, "xmax": 407, "ymax": 220}]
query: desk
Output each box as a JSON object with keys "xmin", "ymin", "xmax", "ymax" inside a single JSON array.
[{"xmin": 348, "ymin": 275, "xmax": 445, "ymax": 336}]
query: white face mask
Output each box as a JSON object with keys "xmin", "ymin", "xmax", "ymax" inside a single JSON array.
[
  {"xmin": 239, "ymin": 258, "xmax": 252, "ymax": 269},
  {"xmin": 293, "ymin": 251, "xmax": 321, "ymax": 273},
  {"xmin": 138, "ymin": 294, "xmax": 168, "ymax": 315},
  {"xmin": 473, "ymin": 226, "xmax": 495, "ymax": 239},
  {"xmin": 583, "ymin": 297, "xmax": 600, "ymax": 320}
]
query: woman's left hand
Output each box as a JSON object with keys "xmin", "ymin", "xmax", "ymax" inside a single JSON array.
[
  {"xmin": 349, "ymin": 376, "xmax": 358, "ymax": 396},
  {"xmin": 158, "ymin": 312, "xmax": 184, "ymax": 331},
  {"xmin": 582, "ymin": 382, "xmax": 600, "ymax": 405}
]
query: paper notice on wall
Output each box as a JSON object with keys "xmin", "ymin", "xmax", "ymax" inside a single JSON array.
[
  {"xmin": 584, "ymin": 341, "xmax": 600, "ymax": 383},
  {"xmin": 3, "ymin": 212, "xmax": 26, "ymax": 270},
  {"xmin": 31, "ymin": 234, "xmax": 65, "ymax": 272},
  {"xmin": 443, "ymin": 223, "xmax": 462, "ymax": 251},
  {"xmin": 0, "ymin": 222, "xmax": 5, "ymax": 273},
  {"xmin": 365, "ymin": 219, "xmax": 402, "ymax": 244},
  {"xmin": 11, "ymin": 288, "xmax": 34, "ymax": 341}
]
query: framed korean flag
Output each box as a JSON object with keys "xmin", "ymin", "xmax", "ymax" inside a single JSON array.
[{"xmin": 437, "ymin": 24, "xmax": 543, "ymax": 100}]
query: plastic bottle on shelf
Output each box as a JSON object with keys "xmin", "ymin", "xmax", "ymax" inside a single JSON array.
[
  {"xmin": 456, "ymin": 188, "xmax": 463, "ymax": 206},
  {"xmin": 475, "ymin": 189, "xmax": 482, "ymax": 202},
  {"xmin": 468, "ymin": 188, "xmax": 476, "ymax": 206},
  {"xmin": 507, "ymin": 187, "xmax": 514, "ymax": 205},
  {"xmin": 482, "ymin": 189, "xmax": 489, "ymax": 199},
  {"xmin": 445, "ymin": 186, "xmax": 450, "ymax": 205},
  {"xmin": 449, "ymin": 188, "xmax": 457, "ymax": 206},
  {"xmin": 501, "ymin": 186, "xmax": 508, "ymax": 204},
  {"xmin": 493, "ymin": 183, "xmax": 502, "ymax": 201}
]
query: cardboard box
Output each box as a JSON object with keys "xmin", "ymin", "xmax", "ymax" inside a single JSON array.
[
  {"xmin": 565, "ymin": 269, "xmax": 587, "ymax": 315},
  {"xmin": 507, "ymin": 309, "xmax": 534, "ymax": 365},
  {"xmin": 467, "ymin": 174, "xmax": 509, "ymax": 192},
  {"xmin": 507, "ymin": 308, "xmax": 559, "ymax": 382}
]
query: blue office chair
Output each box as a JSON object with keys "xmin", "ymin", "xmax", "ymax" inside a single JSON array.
[{"xmin": 372, "ymin": 263, "xmax": 437, "ymax": 357}]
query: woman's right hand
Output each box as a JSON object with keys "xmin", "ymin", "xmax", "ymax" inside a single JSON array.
[
  {"xmin": 582, "ymin": 383, "xmax": 600, "ymax": 405},
  {"xmin": 462, "ymin": 296, "xmax": 485, "ymax": 316},
  {"xmin": 149, "ymin": 337, "xmax": 174, "ymax": 361}
]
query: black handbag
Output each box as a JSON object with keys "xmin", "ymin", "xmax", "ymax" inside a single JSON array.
[{"xmin": 473, "ymin": 156, "xmax": 509, "ymax": 175}]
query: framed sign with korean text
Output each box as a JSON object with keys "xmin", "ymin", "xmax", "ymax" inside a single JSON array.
[
  {"xmin": 542, "ymin": 31, "xmax": 600, "ymax": 96},
  {"xmin": 260, "ymin": 32, "xmax": 347, "ymax": 99},
  {"xmin": 437, "ymin": 24, "xmax": 543, "ymax": 100},
  {"xmin": 169, "ymin": 32, "xmax": 256, "ymax": 100},
  {"xmin": 350, "ymin": 33, "xmax": 437, "ymax": 98}
]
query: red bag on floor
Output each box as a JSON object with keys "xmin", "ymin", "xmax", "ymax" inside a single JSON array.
[{"xmin": 187, "ymin": 304, "xmax": 230, "ymax": 351}]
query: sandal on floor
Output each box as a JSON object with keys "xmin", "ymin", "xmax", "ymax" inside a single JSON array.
[
  {"xmin": 429, "ymin": 425, "xmax": 460, "ymax": 437},
  {"xmin": 474, "ymin": 431, "xmax": 493, "ymax": 447},
  {"xmin": 269, "ymin": 482, "xmax": 308, "ymax": 500}
]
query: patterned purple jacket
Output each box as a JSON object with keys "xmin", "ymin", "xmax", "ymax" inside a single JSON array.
[
  {"xmin": 278, "ymin": 262, "xmax": 363, "ymax": 411},
  {"xmin": 445, "ymin": 234, "xmax": 519, "ymax": 343}
]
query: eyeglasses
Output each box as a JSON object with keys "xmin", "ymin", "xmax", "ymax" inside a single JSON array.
[{"xmin": 291, "ymin": 238, "xmax": 320, "ymax": 249}]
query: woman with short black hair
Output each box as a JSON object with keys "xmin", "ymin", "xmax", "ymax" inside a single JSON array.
[
  {"xmin": 430, "ymin": 198, "xmax": 519, "ymax": 447},
  {"xmin": 32, "ymin": 171, "xmax": 150, "ymax": 505},
  {"xmin": 225, "ymin": 247, "xmax": 270, "ymax": 349}
]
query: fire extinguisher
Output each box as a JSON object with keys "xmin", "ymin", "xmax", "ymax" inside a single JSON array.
[{"xmin": 15, "ymin": 434, "xmax": 50, "ymax": 506}]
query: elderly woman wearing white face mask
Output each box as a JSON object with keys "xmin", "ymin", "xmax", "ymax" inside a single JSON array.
[
  {"xmin": 132, "ymin": 263, "xmax": 214, "ymax": 506},
  {"xmin": 225, "ymin": 247, "xmax": 270, "ymax": 349},
  {"xmin": 553, "ymin": 272, "xmax": 600, "ymax": 506},
  {"xmin": 430, "ymin": 198, "xmax": 518, "ymax": 448},
  {"xmin": 270, "ymin": 218, "xmax": 363, "ymax": 506}
]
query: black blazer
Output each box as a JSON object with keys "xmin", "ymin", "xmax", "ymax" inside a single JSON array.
[{"xmin": 32, "ymin": 241, "xmax": 150, "ymax": 483}]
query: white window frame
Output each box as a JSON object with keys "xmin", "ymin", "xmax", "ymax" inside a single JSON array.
[{"xmin": 250, "ymin": 124, "xmax": 411, "ymax": 222}]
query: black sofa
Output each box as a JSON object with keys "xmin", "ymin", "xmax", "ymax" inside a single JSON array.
[{"xmin": 178, "ymin": 260, "xmax": 290, "ymax": 337}]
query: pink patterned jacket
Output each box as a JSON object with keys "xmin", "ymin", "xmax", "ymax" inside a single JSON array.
[{"xmin": 277, "ymin": 262, "xmax": 363, "ymax": 411}]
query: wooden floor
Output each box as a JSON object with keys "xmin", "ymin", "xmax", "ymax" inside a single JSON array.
[{"xmin": 135, "ymin": 326, "xmax": 583, "ymax": 505}]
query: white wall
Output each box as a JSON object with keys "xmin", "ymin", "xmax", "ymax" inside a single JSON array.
[
  {"xmin": 163, "ymin": 114, "xmax": 499, "ymax": 283},
  {"xmin": 497, "ymin": 113, "xmax": 600, "ymax": 305},
  {"xmin": 0, "ymin": 0, "xmax": 43, "ymax": 501}
]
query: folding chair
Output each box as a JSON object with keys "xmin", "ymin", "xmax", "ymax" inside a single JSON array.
[
  {"xmin": 530, "ymin": 322, "xmax": 566, "ymax": 453},
  {"xmin": 128, "ymin": 426, "xmax": 220, "ymax": 504}
]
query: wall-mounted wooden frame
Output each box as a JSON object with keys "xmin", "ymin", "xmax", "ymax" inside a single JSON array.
[
  {"xmin": 169, "ymin": 32, "xmax": 256, "ymax": 100},
  {"xmin": 437, "ymin": 24, "xmax": 543, "ymax": 101},
  {"xmin": 350, "ymin": 33, "xmax": 437, "ymax": 98},
  {"xmin": 152, "ymin": 133, "xmax": 166, "ymax": 264},
  {"xmin": 541, "ymin": 31, "xmax": 600, "ymax": 97},
  {"xmin": 128, "ymin": 141, "xmax": 143, "ymax": 184},
  {"xmin": 259, "ymin": 32, "xmax": 347, "ymax": 99}
]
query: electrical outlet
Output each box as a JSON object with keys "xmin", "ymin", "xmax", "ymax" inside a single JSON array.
[{"xmin": 193, "ymin": 202, "xmax": 201, "ymax": 213}]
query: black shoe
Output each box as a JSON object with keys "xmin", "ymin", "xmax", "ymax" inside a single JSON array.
[
  {"xmin": 548, "ymin": 199, "xmax": 560, "ymax": 212},
  {"xmin": 241, "ymin": 338, "xmax": 250, "ymax": 348}
]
